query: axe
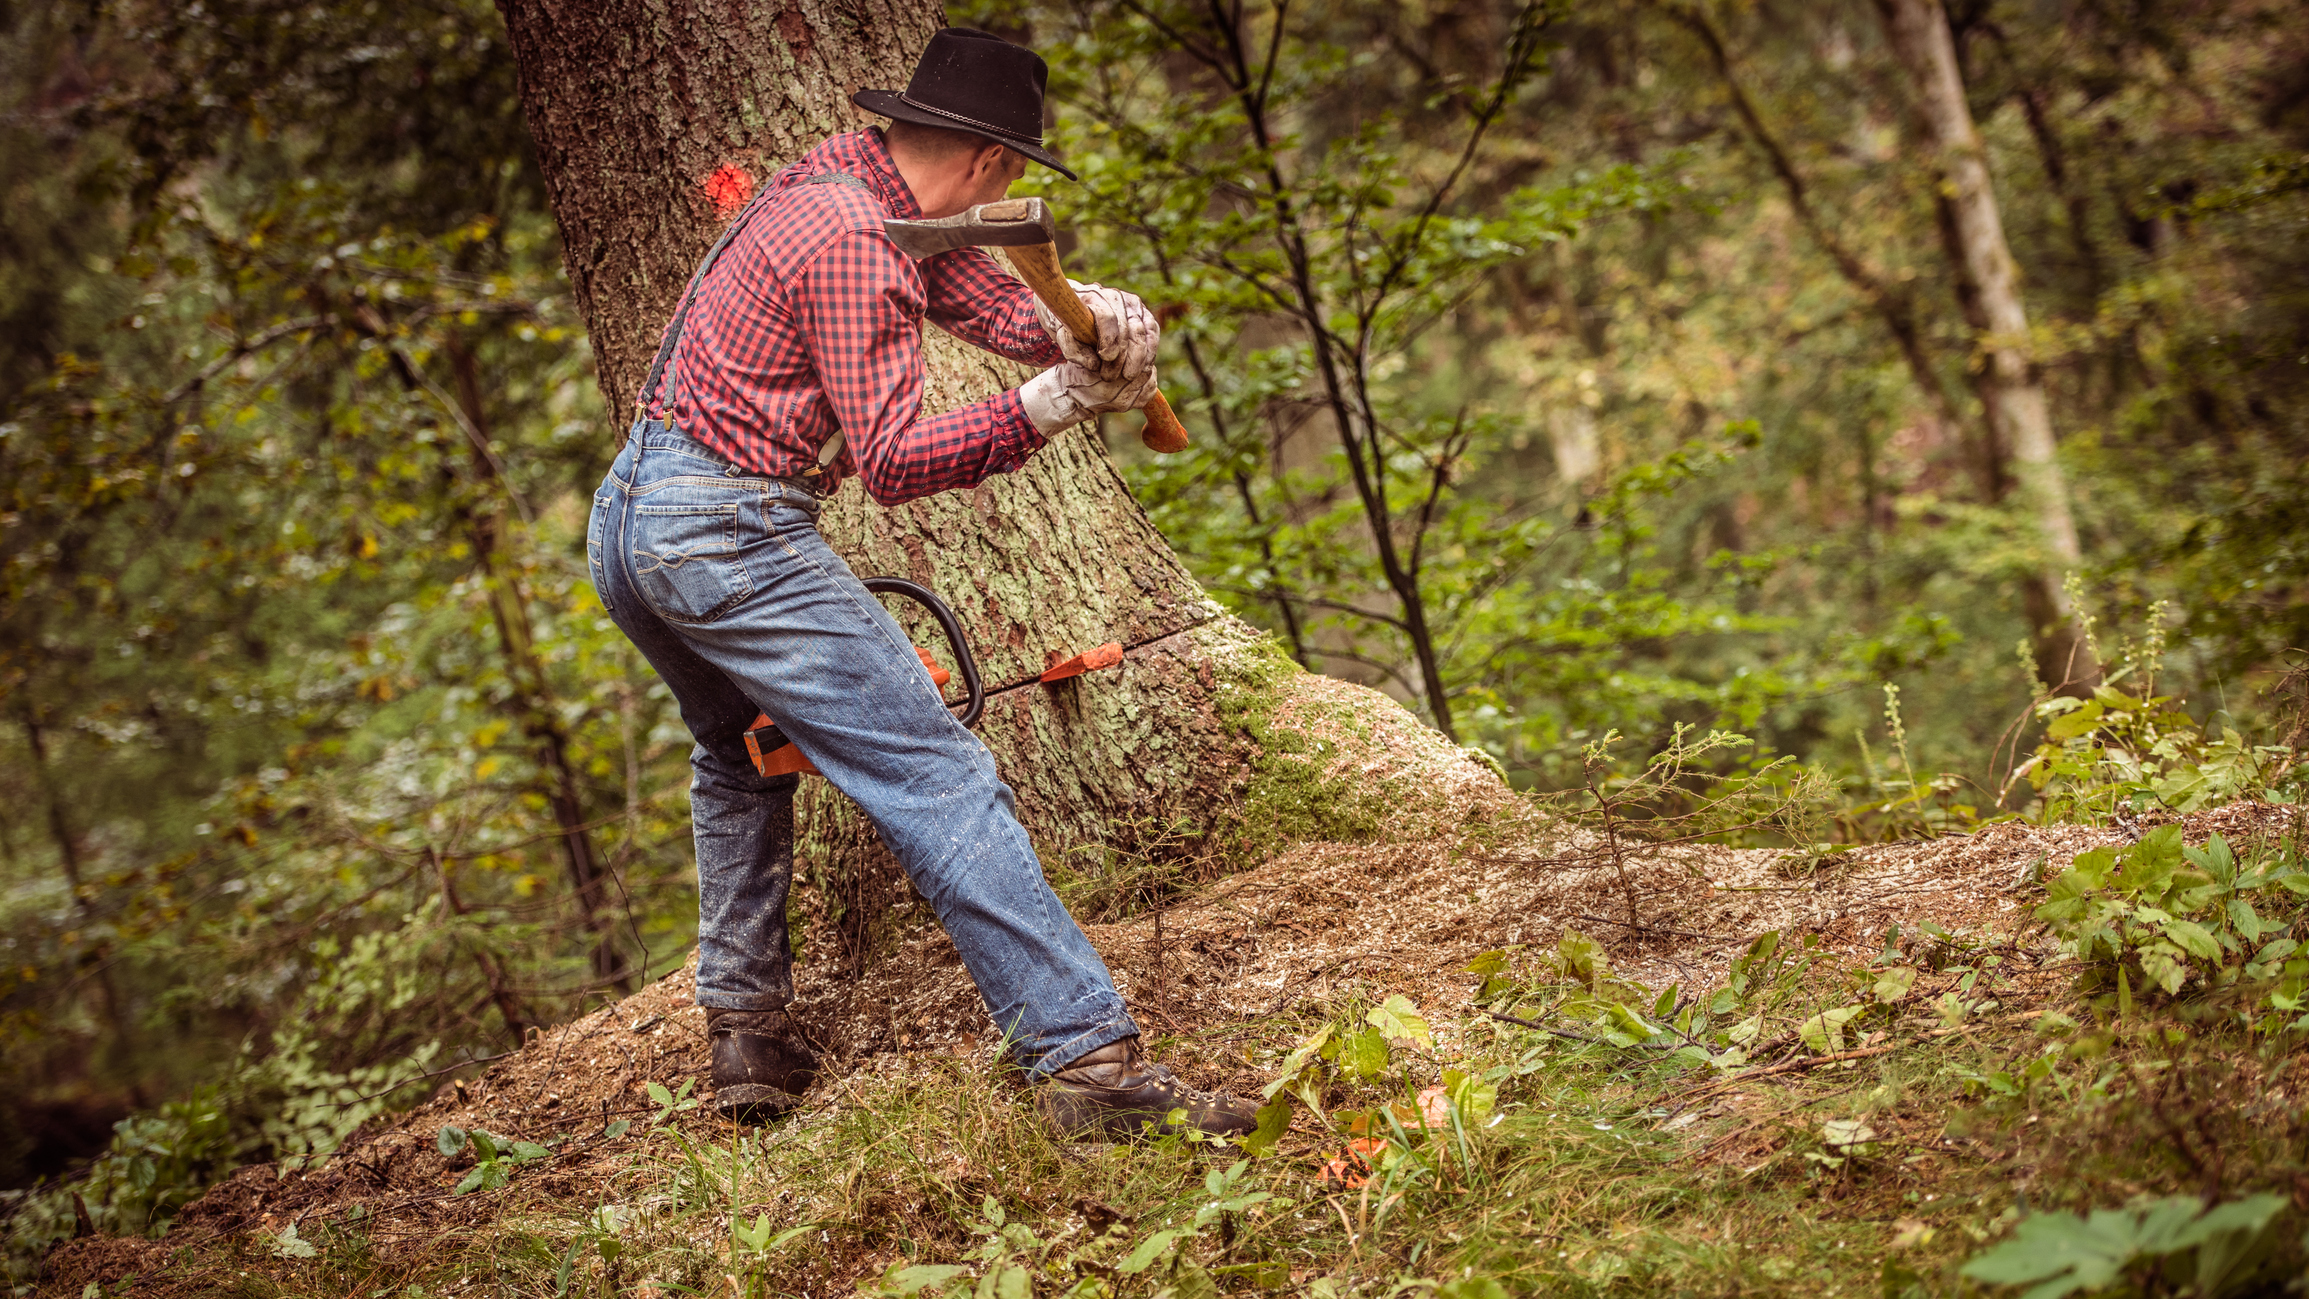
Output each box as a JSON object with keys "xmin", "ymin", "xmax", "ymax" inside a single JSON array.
[{"xmin": 882, "ymin": 198, "xmax": 1190, "ymax": 454}]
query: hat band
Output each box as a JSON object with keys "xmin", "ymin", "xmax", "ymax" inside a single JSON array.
[{"xmin": 897, "ymin": 93, "xmax": 1044, "ymax": 148}]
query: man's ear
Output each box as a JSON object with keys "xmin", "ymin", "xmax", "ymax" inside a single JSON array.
[{"xmin": 972, "ymin": 141, "xmax": 1010, "ymax": 181}]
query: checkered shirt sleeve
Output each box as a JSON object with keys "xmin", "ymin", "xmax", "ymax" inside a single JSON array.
[
  {"xmin": 797, "ymin": 232, "xmax": 1053, "ymax": 506},
  {"xmin": 924, "ymin": 248, "xmax": 1065, "ymax": 367}
]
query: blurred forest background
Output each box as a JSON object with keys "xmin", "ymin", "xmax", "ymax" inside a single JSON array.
[{"xmin": 1, "ymin": 0, "xmax": 2303, "ymax": 1266}]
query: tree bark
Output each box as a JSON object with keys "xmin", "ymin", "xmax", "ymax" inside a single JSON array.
[
  {"xmin": 494, "ymin": 0, "xmax": 1506, "ymax": 977},
  {"xmin": 1876, "ymin": 0, "xmax": 2100, "ymax": 692}
]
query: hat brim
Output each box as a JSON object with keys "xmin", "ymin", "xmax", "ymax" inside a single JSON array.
[{"xmin": 853, "ymin": 89, "xmax": 1078, "ymax": 181}]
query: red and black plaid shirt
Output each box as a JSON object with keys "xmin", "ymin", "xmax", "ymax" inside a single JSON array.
[{"xmin": 650, "ymin": 129, "xmax": 1063, "ymax": 504}]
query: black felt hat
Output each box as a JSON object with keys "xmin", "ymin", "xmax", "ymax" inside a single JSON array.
[{"xmin": 853, "ymin": 28, "xmax": 1077, "ymax": 181}]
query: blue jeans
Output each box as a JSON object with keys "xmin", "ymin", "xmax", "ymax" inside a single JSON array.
[{"xmin": 586, "ymin": 420, "xmax": 1137, "ymax": 1075}]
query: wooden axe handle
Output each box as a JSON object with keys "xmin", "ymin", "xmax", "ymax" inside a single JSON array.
[{"xmin": 1004, "ymin": 241, "xmax": 1190, "ymax": 454}]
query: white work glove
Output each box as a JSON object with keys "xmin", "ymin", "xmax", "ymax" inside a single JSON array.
[
  {"xmin": 1020, "ymin": 354, "xmax": 1161, "ymax": 433},
  {"xmin": 1022, "ymin": 281, "xmax": 1160, "ymax": 432},
  {"xmin": 1035, "ymin": 280, "xmax": 1158, "ymax": 386}
]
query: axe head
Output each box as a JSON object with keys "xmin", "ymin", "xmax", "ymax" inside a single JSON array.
[{"xmin": 882, "ymin": 197, "xmax": 1057, "ymax": 259}]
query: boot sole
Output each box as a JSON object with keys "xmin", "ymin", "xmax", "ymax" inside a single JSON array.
[{"xmin": 714, "ymin": 1082, "xmax": 807, "ymax": 1124}]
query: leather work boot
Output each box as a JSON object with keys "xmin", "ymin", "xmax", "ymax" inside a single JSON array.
[
  {"xmin": 706, "ymin": 1008, "xmax": 819, "ymax": 1123},
  {"xmin": 1036, "ymin": 1037, "xmax": 1260, "ymax": 1140}
]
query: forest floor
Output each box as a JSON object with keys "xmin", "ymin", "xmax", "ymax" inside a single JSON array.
[{"xmin": 31, "ymin": 799, "xmax": 2309, "ymax": 1298}]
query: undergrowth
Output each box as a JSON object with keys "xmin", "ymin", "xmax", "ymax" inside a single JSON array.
[{"xmin": 53, "ymin": 821, "xmax": 2309, "ymax": 1299}]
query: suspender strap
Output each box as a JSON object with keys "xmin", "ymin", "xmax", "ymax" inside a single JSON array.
[{"xmin": 636, "ymin": 171, "xmax": 873, "ymax": 414}]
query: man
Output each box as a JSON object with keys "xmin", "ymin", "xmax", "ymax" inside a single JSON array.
[{"xmin": 585, "ymin": 27, "xmax": 1258, "ymax": 1140}]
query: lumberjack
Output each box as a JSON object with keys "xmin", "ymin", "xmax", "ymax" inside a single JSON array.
[{"xmin": 585, "ymin": 27, "xmax": 1257, "ymax": 1138}]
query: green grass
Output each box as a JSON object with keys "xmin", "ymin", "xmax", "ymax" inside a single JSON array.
[
  {"xmin": 60, "ymin": 833, "xmax": 2309, "ymax": 1299},
  {"xmin": 130, "ymin": 1020, "xmax": 2308, "ymax": 1296}
]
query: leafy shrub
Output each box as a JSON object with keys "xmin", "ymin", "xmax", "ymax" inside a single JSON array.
[
  {"xmin": 1960, "ymin": 1193, "xmax": 2288, "ymax": 1299},
  {"xmin": 0, "ymin": 1089, "xmax": 244, "ymax": 1283},
  {"xmin": 2036, "ymin": 827, "xmax": 2309, "ymax": 1021},
  {"xmin": 2020, "ymin": 686, "xmax": 2304, "ymax": 822}
]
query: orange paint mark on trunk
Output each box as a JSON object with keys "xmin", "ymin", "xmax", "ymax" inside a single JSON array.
[{"xmin": 704, "ymin": 164, "xmax": 753, "ymax": 218}]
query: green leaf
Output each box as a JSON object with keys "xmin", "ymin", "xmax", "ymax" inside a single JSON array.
[
  {"xmin": 1261, "ymin": 1025, "xmax": 1332, "ymax": 1101},
  {"xmin": 2046, "ymin": 702, "xmax": 2105, "ymax": 741},
  {"xmin": 555, "ymin": 1239, "xmax": 582, "ymax": 1295},
  {"xmin": 646, "ymin": 1081, "xmax": 674, "ymax": 1107},
  {"xmin": 1162, "ymin": 1257, "xmax": 1219, "ymax": 1299},
  {"xmin": 2121, "ymin": 827, "xmax": 2186, "ymax": 901},
  {"xmin": 1602, "ymin": 1001, "xmax": 1659, "ymax": 1044},
  {"xmin": 1464, "ymin": 950, "xmax": 1509, "ymax": 977},
  {"xmin": 1365, "ymin": 995, "xmax": 1432, "ymax": 1049},
  {"xmin": 1959, "ymin": 1194, "xmax": 2289, "ymax": 1299},
  {"xmin": 469, "ymin": 1130, "xmax": 499, "ymax": 1163},
  {"xmin": 1241, "ymin": 1097, "xmax": 1293, "ymax": 1156},
  {"xmin": 1446, "ymin": 1070, "xmax": 1497, "ymax": 1127},
  {"xmin": 1797, "ymin": 1005, "xmax": 1862, "ymax": 1054},
  {"xmin": 603, "ymin": 1119, "xmax": 631, "ymax": 1139},
  {"xmin": 1872, "ymin": 967, "xmax": 1917, "ymax": 1004},
  {"xmin": 2186, "ymin": 833, "xmax": 2238, "ymax": 885},
  {"xmin": 267, "ymin": 1222, "xmax": 319, "ymax": 1259},
  {"xmin": 2156, "ymin": 764, "xmax": 2217, "ymax": 813},
  {"xmin": 1959, "ymin": 1210, "xmax": 2134, "ymax": 1293},
  {"xmin": 1434, "ymin": 1280, "xmax": 1510, "ymax": 1299},
  {"xmin": 2161, "ymin": 919, "xmax": 2221, "ymax": 961},
  {"xmin": 1338, "ymin": 1026, "xmax": 1389, "ymax": 1081},
  {"xmin": 1119, "ymin": 1228, "xmax": 1183, "ymax": 1274},
  {"xmin": 436, "ymin": 1124, "xmax": 467, "ymax": 1156},
  {"xmin": 2176, "ymin": 1194, "xmax": 2288, "ymax": 1290},
  {"xmin": 2228, "ymin": 898, "xmax": 2271, "ymax": 944},
  {"xmin": 453, "ymin": 1166, "xmax": 487, "ymax": 1196},
  {"xmin": 988, "ymin": 1264, "xmax": 1031, "ymax": 1299},
  {"xmin": 2038, "ymin": 849, "xmax": 2117, "ymax": 923},
  {"xmin": 1554, "ymin": 931, "xmax": 1608, "ymax": 989},
  {"xmin": 886, "ymin": 1264, "xmax": 970, "ymax": 1296},
  {"xmin": 2139, "ymin": 946, "xmax": 2189, "ymax": 995},
  {"xmin": 1651, "ymin": 983, "xmax": 1680, "ymax": 1019},
  {"xmin": 2169, "ymin": 870, "xmax": 2223, "ymax": 913}
]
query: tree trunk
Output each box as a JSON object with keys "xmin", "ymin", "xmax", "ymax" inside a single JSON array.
[
  {"xmin": 1876, "ymin": 0, "xmax": 2101, "ymax": 692},
  {"xmin": 445, "ymin": 335, "xmax": 632, "ymax": 996},
  {"xmin": 494, "ymin": 0, "xmax": 1504, "ymax": 980}
]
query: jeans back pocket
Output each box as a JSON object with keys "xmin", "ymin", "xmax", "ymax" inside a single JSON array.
[{"xmin": 629, "ymin": 498, "xmax": 755, "ymax": 625}]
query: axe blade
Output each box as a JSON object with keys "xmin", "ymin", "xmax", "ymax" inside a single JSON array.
[{"xmin": 882, "ymin": 197, "xmax": 1058, "ymax": 259}]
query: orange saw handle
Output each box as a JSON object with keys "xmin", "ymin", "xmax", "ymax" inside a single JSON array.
[
  {"xmin": 1004, "ymin": 241, "xmax": 1190, "ymax": 454},
  {"xmin": 741, "ymin": 577, "xmax": 984, "ymax": 780}
]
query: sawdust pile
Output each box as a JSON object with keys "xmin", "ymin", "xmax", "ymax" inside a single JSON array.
[{"xmin": 34, "ymin": 800, "xmax": 2303, "ymax": 1293}]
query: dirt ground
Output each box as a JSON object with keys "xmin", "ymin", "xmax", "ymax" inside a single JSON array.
[{"xmin": 34, "ymin": 799, "xmax": 2305, "ymax": 1294}]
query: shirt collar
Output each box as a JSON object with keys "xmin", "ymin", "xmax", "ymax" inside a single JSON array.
[{"xmin": 850, "ymin": 129, "xmax": 921, "ymax": 220}]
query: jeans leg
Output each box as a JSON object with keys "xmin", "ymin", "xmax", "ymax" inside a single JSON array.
[
  {"xmin": 608, "ymin": 434, "xmax": 1137, "ymax": 1074},
  {"xmin": 690, "ymin": 747, "xmax": 801, "ymax": 1009},
  {"xmin": 589, "ymin": 438, "xmax": 801, "ymax": 1012}
]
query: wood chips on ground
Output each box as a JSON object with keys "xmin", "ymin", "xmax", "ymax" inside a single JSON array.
[{"xmin": 34, "ymin": 799, "xmax": 2305, "ymax": 1295}]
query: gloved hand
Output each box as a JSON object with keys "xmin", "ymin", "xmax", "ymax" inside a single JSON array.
[
  {"xmin": 1036, "ymin": 281, "xmax": 1158, "ymax": 387},
  {"xmin": 1019, "ymin": 353, "xmax": 1160, "ymax": 433}
]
